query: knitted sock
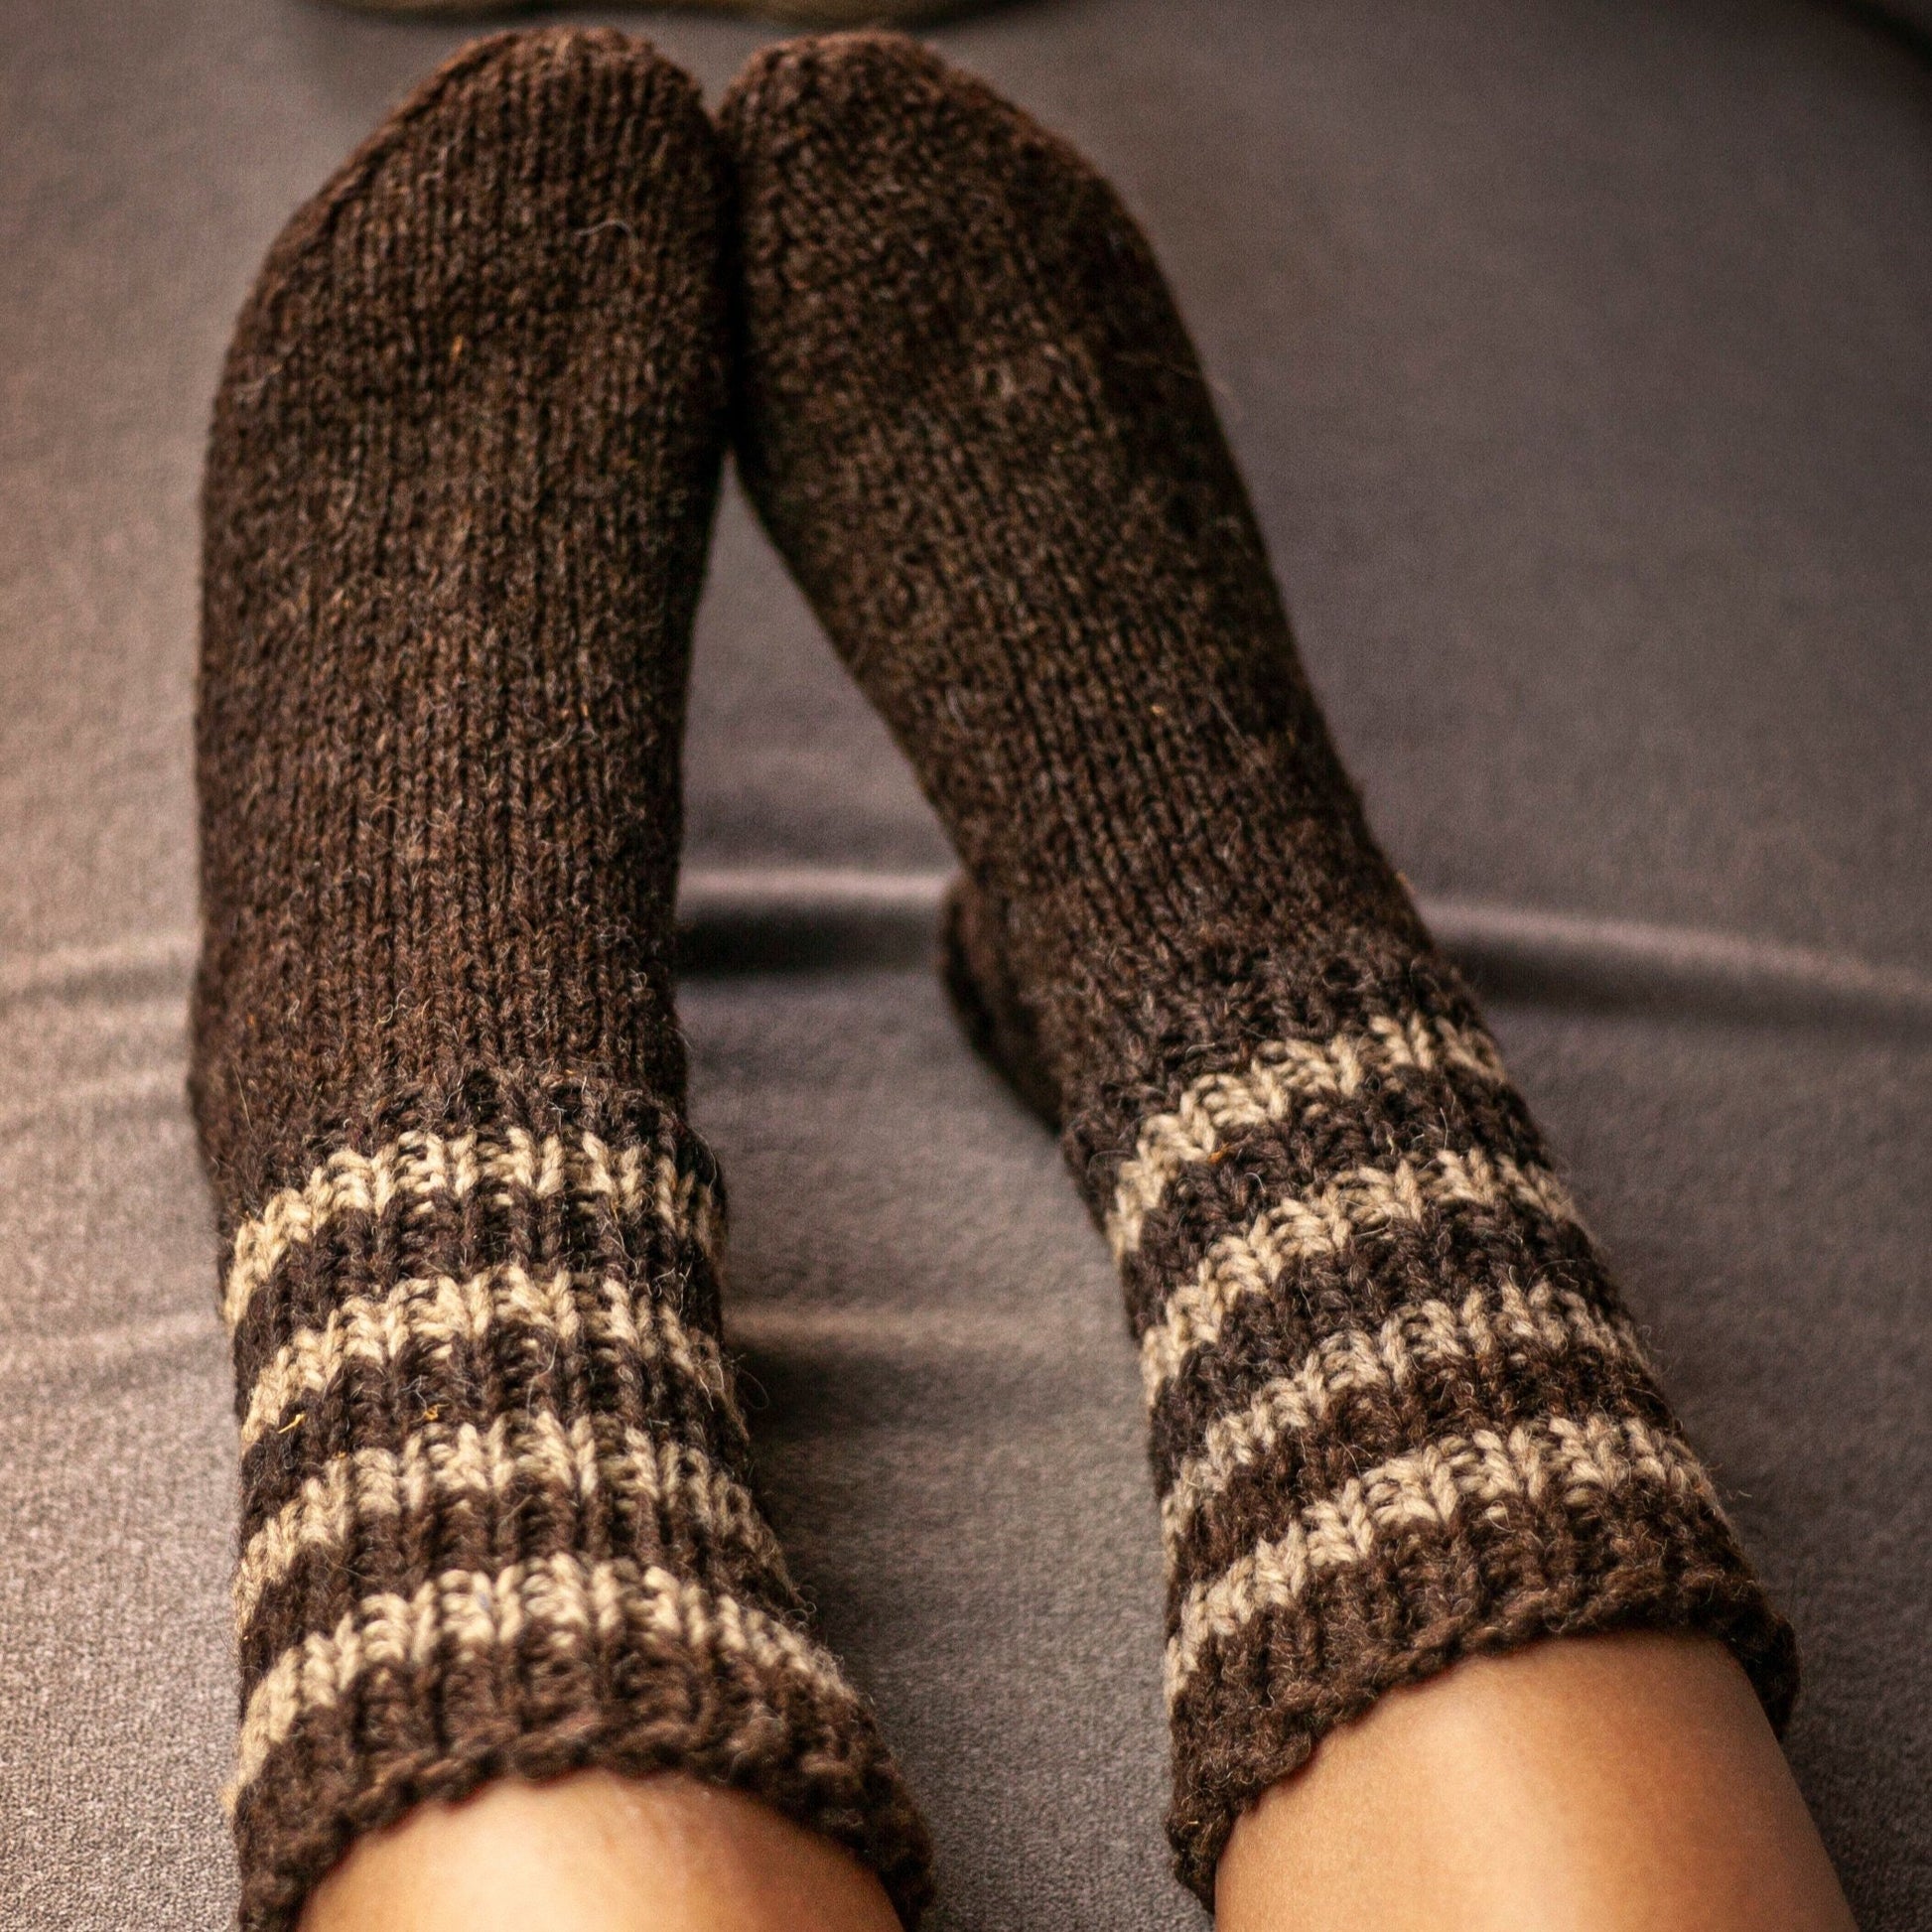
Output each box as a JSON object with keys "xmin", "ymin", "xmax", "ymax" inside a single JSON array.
[
  {"xmin": 723, "ymin": 33, "xmax": 1796, "ymax": 1900},
  {"xmin": 193, "ymin": 32, "xmax": 929, "ymax": 1931}
]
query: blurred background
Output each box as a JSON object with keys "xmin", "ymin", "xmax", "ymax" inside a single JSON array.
[{"xmin": 1, "ymin": 2, "xmax": 1927, "ymax": 1927}]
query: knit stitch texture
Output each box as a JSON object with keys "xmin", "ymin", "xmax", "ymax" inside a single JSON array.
[
  {"xmin": 723, "ymin": 32, "xmax": 1798, "ymax": 1900},
  {"xmin": 193, "ymin": 32, "xmax": 930, "ymax": 1928}
]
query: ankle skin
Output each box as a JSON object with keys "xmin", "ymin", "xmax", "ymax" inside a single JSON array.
[
  {"xmin": 299, "ymin": 1636, "xmax": 1853, "ymax": 1932},
  {"xmin": 299, "ymin": 1772, "xmax": 902, "ymax": 1932},
  {"xmin": 1217, "ymin": 1632, "xmax": 1856, "ymax": 1932}
]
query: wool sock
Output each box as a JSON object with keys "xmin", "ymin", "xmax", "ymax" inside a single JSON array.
[
  {"xmin": 193, "ymin": 32, "xmax": 929, "ymax": 1930},
  {"xmin": 723, "ymin": 33, "xmax": 1797, "ymax": 1901}
]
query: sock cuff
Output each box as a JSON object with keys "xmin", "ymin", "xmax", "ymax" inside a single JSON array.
[
  {"xmin": 1081, "ymin": 972, "xmax": 1795, "ymax": 1901},
  {"xmin": 229, "ymin": 1554, "xmax": 934, "ymax": 1932},
  {"xmin": 221, "ymin": 1067, "xmax": 933, "ymax": 1930},
  {"xmin": 1164, "ymin": 1446, "xmax": 1795, "ymax": 1899}
]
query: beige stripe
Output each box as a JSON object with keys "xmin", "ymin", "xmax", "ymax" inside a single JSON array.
[
  {"xmin": 1165, "ymin": 1413, "xmax": 1718, "ymax": 1701},
  {"xmin": 1158, "ymin": 1281, "xmax": 1647, "ymax": 1547},
  {"xmin": 237, "ymin": 1263, "xmax": 736, "ymax": 1455},
  {"xmin": 233, "ymin": 1410, "xmax": 785, "ymax": 1634},
  {"xmin": 1108, "ymin": 1014, "xmax": 1508, "ymax": 1262},
  {"xmin": 1140, "ymin": 1146, "xmax": 1581, "ymax": 1398},
  {"xmin": 227, "ymin": 1554, "xmax": 853, "ymax": 1808},
  {"xmin": 222, "ymin": 1127, "xmax": 720, "ymax": 1334}
]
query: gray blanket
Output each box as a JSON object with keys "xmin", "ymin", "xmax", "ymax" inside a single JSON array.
[{"xmin": 1, "ymin": 0, "xmax": 1927, "ymax": 1925}]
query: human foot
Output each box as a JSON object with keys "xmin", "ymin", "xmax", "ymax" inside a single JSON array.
[{"xmin": 196, "ymin": 30, "xmax": 928, "ymax": 1929}]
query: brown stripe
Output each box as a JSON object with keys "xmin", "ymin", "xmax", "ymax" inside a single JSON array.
[
  {"xmin": 222, "ymin": 1126, "xmax": 720, "ymax": 1335},
  {"xmin": 1138, "ymin": 1147, "xmax": 1582, "ymax": 1400},
  {"xmin": 1107, "ymin": 1012, "xmax": 1510, "ymax": 1259},
  {"xmin": 233, "ymin": 1408, "xmax": 789, "ymax": 1635},
  {"xmin": 236, "ymin": 1262, "xmax": 738, "ymax": 1457},
  {"xmin": 1166, "ymin": 1412, "xmax": 1721, "ymax": 1699},
  {"xmin": 1157, "ymin": 1280, "xmax": 1650, "ymax": 1550},
  {"xmin": 229, "ymin": 1554, "xmax": 860, "ymax": 1805}
]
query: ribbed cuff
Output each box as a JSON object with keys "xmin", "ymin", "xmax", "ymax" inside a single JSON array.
[
  {"xmin": 1162, "ymin": 1403, "xmax": 1794, "ymax": 1898},
  {"xmin": 217, "ymin": 1067, "xmax": 932, "ymax": 1931},
  {"xmin": 1074, "ymin": 967, "xmax": 1795, "ymax": 1904}
]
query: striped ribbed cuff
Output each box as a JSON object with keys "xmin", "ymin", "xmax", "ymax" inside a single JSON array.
[
  {"xmin": 218, "ymin": 1068, "xmax": 931, "ymax": 1931},
  {"xmin": 1083, "ymin": 971, "xmax": 1796, "ymax": 1902}
]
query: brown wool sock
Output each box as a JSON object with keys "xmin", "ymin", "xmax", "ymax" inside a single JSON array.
[
  {"xmin": 193, "ymin": 31, "xmax": 930, "ymax": 1931},
  {"xmin": 723, "ymin": 33, "xmax": 1798, "ymax": 1901}
]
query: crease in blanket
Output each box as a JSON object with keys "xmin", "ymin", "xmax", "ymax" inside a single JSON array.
[
  {"xmin": 722, "ymin": 31, "xmax": 1800, "ymax": 1898},
  {"xmin": 8, "ymin": 881, "xmax": 1932, "ymax": 1023}
]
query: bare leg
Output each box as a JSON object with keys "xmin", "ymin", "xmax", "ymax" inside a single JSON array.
[
  {"xmin": 302, "ymin": 1774, "xmax": 901, "ymax": 1932},
  {"xmin": 1218, "ymin": 1633, "xmax": 1856, "ymax": 1932}
]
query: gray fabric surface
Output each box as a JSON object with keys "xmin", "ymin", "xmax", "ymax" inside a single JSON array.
[{"xmin": 1, "ymin": 0, "xmax": 1927, "ymax": 1927}]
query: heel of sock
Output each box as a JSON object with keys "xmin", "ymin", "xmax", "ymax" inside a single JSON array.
[{"xmin": 940, "ymin": 878, "xmax": 1062, "ymax": 1130}]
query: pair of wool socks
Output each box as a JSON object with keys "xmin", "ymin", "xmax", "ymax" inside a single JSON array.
[{"xmin": 194, "ymin": 29, "xmax": 1795, "ymax": 1931}]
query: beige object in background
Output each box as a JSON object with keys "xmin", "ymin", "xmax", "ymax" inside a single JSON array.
[{"xmin": 325, "ymin": 0, "xmax": 981, "ymax": 23}]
